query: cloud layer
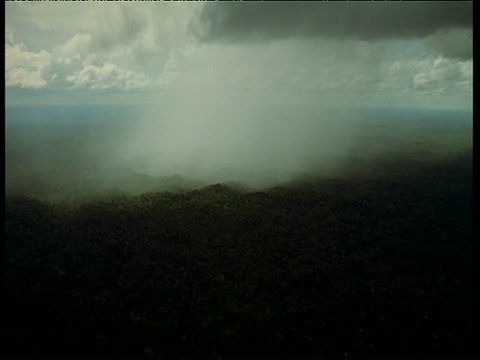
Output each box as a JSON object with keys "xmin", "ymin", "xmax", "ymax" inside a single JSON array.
[
  {"xmin": 191, "ymin": 2, "xmax": 472, "ymax": 39},
  {"xmin": 5, "ymin": 2, "xmax": 473, "ymax": 110},
  {"xmin": 5, "ymin": 2, "xmax": 191, "ymax": 92},
  {"xmin": 190, "ymin": 1, "xmax": 472, "ymax": 59}
]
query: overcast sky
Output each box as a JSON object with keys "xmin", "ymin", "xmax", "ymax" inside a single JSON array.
[{"xmin": 5, "ymin": 1, "xmax": 473, "ymax": 110}]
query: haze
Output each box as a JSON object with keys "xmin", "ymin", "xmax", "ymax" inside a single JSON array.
[{"xmin": 5, "ymin": 1, "xmax": 472, "ymax": 201}]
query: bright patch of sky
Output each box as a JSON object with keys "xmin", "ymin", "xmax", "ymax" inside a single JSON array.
[{"xmin": 5, "ymin": 1, "xmax": 472, "ymax": 110}]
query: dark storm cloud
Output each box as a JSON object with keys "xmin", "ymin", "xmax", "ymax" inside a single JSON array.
[{"xmin": 190, "ymin": 1, "xmax": 472, "ymax": 43}]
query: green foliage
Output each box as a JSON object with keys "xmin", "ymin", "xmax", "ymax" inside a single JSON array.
[{"xmin": 4, "ymin": 153, "xmax": 473, "ymax": 358}]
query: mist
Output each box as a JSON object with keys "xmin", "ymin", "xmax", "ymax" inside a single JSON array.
[
  {"xmin": 116, "ymin": 95, "xmax": 364, "ymax": 182},
  {"xmin": 5, "ymin": 99, "xmax": 472, "ymax": 203},
  {"xmin": 5, "ymin": 0, "xmax": 473, "ymax": 202},
  {"xmin": 5, "ymin": 3, "xmax": 474, "ymax": 358}
]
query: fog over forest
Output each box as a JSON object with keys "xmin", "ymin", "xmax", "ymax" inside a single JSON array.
[
  {"xmin": 6, "ymin": 102, "xmax": 472, "ymax": 202},
  {"xmin": 5, "ymin": 1, "xmax": 474, "ymax": 358},
  {"xmin": 6, "ymin": 1, "xmax": 472, "ymax": 202}
]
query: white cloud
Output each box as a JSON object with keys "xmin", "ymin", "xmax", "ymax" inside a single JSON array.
[
  {"xmin": 4, "ymin": 2, "xmax": 472, "ymax": 109},
  {"xmin": 6, "ymin": 42, "xmax": 52, "ymax": 88},
  {"xmin": 56, "ymin": 33, "xmax": 92, "ymax": 59},
  {"xmin": 6, "ymin": 67, "xmax": 47, "ymax": 89},
  {"xmin": 90, "ymin": 6, "xmax": 149, "ymax": 52},
  {"xmin": 412, "ymin": 56, "xmax": 472, "ymax": 94},
  {"xmin": 6, "ymin": 27, "xmax": 155, "ymax": 91},
  {"xmin": 152, "ymin": 36, "xmax": 473, "ymax": 110},
  {"xmin": 5, "ymin": 2, "xmax": 182, "ymax": 92},
  {"xmin": 5, "ymin": 24, "xmax": 15, "ymax": 46},
  {"xmin": 66, "ymin": 63, "xmax": 152, "ymax": 90}
]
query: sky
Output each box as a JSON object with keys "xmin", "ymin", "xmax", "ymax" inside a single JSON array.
[{"xmin": 5, "ymin": 1, "xmax": 473, "ymax": 110}]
